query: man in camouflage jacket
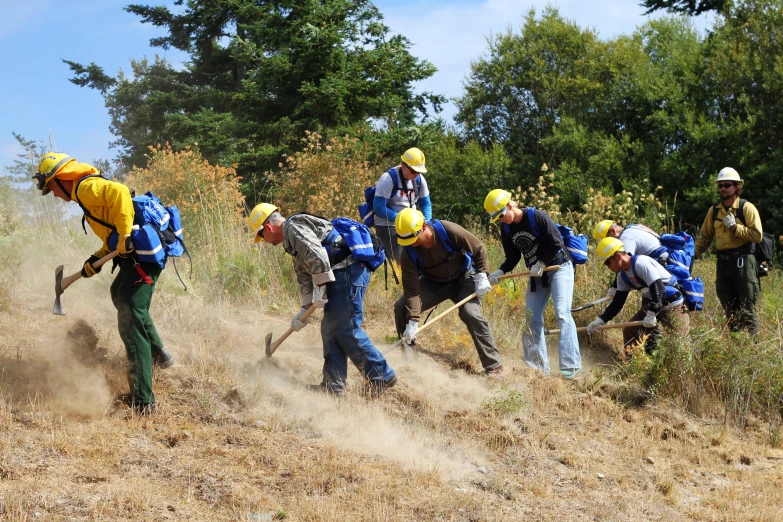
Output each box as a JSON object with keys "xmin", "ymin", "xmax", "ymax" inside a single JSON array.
[{"xmin": 250, "ymin": 206, "xmax": 397, "ymax": 397}]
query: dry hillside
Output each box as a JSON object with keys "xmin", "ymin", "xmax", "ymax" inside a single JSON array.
[{"xmin": 0, "ymin": 245, "xmax": 781, "ymax": 522}]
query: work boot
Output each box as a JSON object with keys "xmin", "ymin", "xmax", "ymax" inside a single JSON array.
[
  {"xmin": 307, "ymin": 382, "xmax": 344, "ymax": 398},
  {"xmin": 368, "ymin": 374, "xmax": 398, "ymax": 398},
  {"xmin": 485, "ymin": 366, "xmax": 504, "ymax": 378},
  {"xmin": 133, "ymin": 402, "xmax": 157, "ymax": 415},
  {"xmin": 152, "ymin": 348, "xmax": 175, "ymax": 369}
]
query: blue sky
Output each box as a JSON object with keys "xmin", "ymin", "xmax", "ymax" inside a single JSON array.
[{"xmin": 0, "ymin": 0, "xmax": 713, "ymax": 171}]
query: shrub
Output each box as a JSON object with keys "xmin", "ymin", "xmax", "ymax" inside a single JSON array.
[{"xmin": 267, "ymin": 132, "xmax": 383, "ymax": 219}]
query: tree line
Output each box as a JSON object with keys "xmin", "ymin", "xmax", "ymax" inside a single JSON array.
[{"xmin": 61, "ymin": 0, "xmax": 783, "ymax": 240}]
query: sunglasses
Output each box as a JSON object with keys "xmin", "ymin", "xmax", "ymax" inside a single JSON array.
[{"xmin": 718, "ymin": 182, "xmax": 735, "ymax": 189}]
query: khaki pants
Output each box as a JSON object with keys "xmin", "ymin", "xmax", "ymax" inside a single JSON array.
[{"xmin": 623, "ymin": 299, "xmax": 690, "ymax": 355}]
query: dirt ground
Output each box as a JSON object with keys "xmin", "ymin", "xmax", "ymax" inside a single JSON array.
[{"xmin": 0, "ymin": 268, "xmax": 781, "ymax": 521}]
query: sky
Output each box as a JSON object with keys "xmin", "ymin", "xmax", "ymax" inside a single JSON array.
[{"xmin": 0, "ymin": 0, "xmax": 713, "ymax": 172}]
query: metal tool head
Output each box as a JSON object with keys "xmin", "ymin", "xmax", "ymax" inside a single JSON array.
[
  {"xmin": 264, "ymin": 332, "xmax": 274, "ymax": 358},
  {"xmin": 53, "ymin": 265, "xmax": 65, "ymax": 315}
]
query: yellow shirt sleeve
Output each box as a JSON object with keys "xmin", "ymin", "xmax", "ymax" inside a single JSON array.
[{"xmin": 71, "ymin": 177, "xmax": 135, "ymax": 257}]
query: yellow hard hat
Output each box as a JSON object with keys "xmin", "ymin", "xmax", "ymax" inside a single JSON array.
[
  {"xmin": 395, "ymin": 208, "xmax": 425, "ymax": 246},
  {"xmin": 484, "ymin": 189, "xmax": 511, "ymax": 223},
  {"xmin": 248, "ymin": 203, "xmax": 280, "ymax": 243},
  {"xmin": 401, "ymin": 147, "xmax": 427, "ymax": 173},
  {"xmin": 592, "ymin": 220, "xmax": 615, "ymax": 241},
  {"xmin": 596, "ymin": 237, "xmax": 624, "ymax": 264},
  {"xmin": 716, "ymin": 167, "xmax": 743, "ymax": 187},
  {"xmin": 33, "ymin": 152, "xmax": 75, "ymax": 196}
]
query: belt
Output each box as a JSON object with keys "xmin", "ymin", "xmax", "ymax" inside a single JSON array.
[
  {"xmin": 551, "ymin": 250, "xmax": 568, "ymax": 266},
  {"xmin": 717, "ymin": 252, "xmax": 751, "ymax": 261}
]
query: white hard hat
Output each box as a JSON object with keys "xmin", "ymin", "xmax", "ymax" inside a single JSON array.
[{"xmin": 716, "ymin": 167, "xmax": 743, "ymax": 185}]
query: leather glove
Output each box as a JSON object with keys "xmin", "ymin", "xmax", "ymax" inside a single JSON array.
[
  {"xmin": 606, "ymin": 286, "xmax": 617, "ymax": 299},
  {"xmin": 587, "ymin": 317, "xmax": 605, "ymax": 336},
  {"xmin": 530, "ymin": 261, "xmax": 546, "ymax": 278},
  {"xmin": 312, "ymin": 285, "xmax": 328, "ymax": 308},
  {"xmin": 118, "ymin": 234, "xmax": 134, "ymax": 258},
  {"xmin": 403, "ymin": 320, "xmax": 419, "ymax": 345},
  {"xmin": 291, "ymin": 306, "xmax": 310, "ymax": 332},
  {"xmin": 488, "ymin": 268, "xmax": 504, "ymax": 286},
  {"xmin": 80, "ymin": 255, "xmax": 102, "ymax": 278},
  {"xmin": 723, "ymin": 213, "xmax": 736, "ymax": 230},
  {"xmin": 643, "ymin": 310, "xmax": 658, "ymax": 328},
  {"xmin": 474, "ymin": 272, "xmax": 491, "ymax": 297}
]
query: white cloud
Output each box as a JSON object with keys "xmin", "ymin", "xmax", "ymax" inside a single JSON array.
[{"xmin": 378, "ymin": 0, "xmax": 714, "ymax": 120}]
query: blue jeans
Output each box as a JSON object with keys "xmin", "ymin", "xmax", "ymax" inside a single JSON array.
[
  {"xmin": 321, "ymin": 262, "xmax": 396, "ymax": 394},
  {"xmin": 523, "ymin": 261, "xmax": 581, "ymax": 374}
]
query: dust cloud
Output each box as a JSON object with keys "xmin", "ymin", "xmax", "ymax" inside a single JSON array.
[
  {"xmin": 251, "ymin": 346, "xmax": 492, "ymax": 479},
  {"xmin": 37, "ymin": 319, "xmax": 113, "ymax": 416}
]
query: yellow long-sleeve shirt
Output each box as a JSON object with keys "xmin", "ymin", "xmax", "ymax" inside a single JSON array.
[
  {"xmin": 694, "ymin": 197, "xmax": 762, "ymax": 259},
  {"xmin": 70, "ymin": 176, "xmax": 135, "ymax": 258}
]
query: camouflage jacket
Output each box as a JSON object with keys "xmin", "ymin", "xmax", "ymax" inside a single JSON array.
[{"xmin": 282, "ymin": 213, "xmax": 353, "ymax": 306}]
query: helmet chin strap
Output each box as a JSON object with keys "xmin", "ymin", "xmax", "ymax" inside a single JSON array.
[{"xmin": 54, "ymin": 178, "xmax": 72, "ymax": 200}]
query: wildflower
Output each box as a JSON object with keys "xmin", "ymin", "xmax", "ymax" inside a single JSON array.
[{"xmin": 541, "ymin": 163, "xmax": 549, "ymax": 172}]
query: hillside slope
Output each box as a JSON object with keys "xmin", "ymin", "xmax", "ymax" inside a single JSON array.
[{"xmin": 0, "ymin": 262, "xmax": 781, "ymax": 522}]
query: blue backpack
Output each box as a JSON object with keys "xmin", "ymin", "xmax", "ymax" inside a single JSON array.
[
  {"xmin": 358, "ymin": 167, "xmax": 421, "ymax": 227},
  {"xmin": 74, "ymin": 176, "xmax": 190, "ymax": 274},
  {"xmin": 680, "ymin": 277, "xmax": 705, "ymax": 311},
  {"xmin": 501, "ymin": 207, "xmax": 589, "ymax": 265},
  {"xmin": 405, "ymin": 219, "xmax": 473, "ymax": 275},
  {"xmin": 323, "ymin": 217, "xmax": 386, "ymax": 271},
  {"xmin": 625, "ymin": 225, "xmax": 693, "ymax": 281}
]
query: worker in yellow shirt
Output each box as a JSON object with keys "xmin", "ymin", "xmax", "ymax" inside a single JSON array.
[
  {"xmin": 694, "ymin": 167, "xmax": 763, "ymax": 335},
  {"xmin": 33, "ymin": 152, "xmax": 173, "ymax": 414}
]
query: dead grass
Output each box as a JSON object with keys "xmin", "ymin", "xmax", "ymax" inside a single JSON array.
[{"xmin": 0, "ymin": 226, "xmax": 782, "ymax": 521}]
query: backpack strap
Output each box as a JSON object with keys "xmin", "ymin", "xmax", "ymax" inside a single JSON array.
[
  {"xmin": 406, "ymin": 220, "xmax": 472, "ymax": 274},
  {"xmin": 526, "ymin": 207, "xmax": 541, "ymax": 238},
  {"xmin": 736, "ymin": 198, "xmax": 747, "ymax": 226},
  {"xmin": 620, "ymin": 255, "xmax": 641, "ymax": 289},
  {"xmin": 624, "ymin": 223, "xmax": 660, "ymax": 238},
  {"xmin": 73, "ymin": 174, "xmax": 117, "ymax": 235}
]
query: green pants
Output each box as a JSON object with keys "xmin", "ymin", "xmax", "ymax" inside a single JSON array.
[
  {"xmin": 110, "ymin": 258, "xmax": 164, "ymax": 406},
  {"xmin": 716, "ymin": 254, "xmax": 760, "ymax": 336}
]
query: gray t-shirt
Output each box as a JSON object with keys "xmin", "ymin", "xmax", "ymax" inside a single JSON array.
[
  {"xmin": 374, "ymin": 166, "xmax": 430, "ymax": 227},
  {"xmin": 616, "ymin": 255, "xmax": 673, "ymax": 299},
  {"xmin": 618, "ymin": 225, "xmax": 662, "ymax": 256}
]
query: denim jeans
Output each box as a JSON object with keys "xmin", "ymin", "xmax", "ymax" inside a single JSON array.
[
  {"xmin": 523, "ymin": 261, "xmax": 581, "ymax": 374},
  {"xmin": 321, "ymin": 262, "xmax": 396, "ymax": 394}
]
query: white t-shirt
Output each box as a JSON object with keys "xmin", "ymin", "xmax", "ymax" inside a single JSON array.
[
  {"xmin": 616, "ymin": 255, "xmax": 673, "ymax": 299},
  {"xmin": 618, "ymin": 225, "xmax": 662, "ymax": 256},
  {"xmin": 374, "ymin": 166, "xmax": 430, "ymax": 227}
]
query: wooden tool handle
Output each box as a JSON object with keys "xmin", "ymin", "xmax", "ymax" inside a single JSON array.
[
  {"xmin": 61, "ymin": 251, "xmax": 120, "ymax": 293},
  {"xmin": 546, "ymin": 320, "xmax": 645, "ymax": 336},
  {"xmin": 268, "ymin": 304, "xmax": 319, "ymax": 356},
  {"xmin": 385, "ymin": 265, "xmax": 563, "ymax": 353}
]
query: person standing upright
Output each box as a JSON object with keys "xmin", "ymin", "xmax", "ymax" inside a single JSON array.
[
  {"xmin": 372, "ymin": 147, "xmax": 432, "ymax": 263},
  {"xmin": 694, "ymin": 168, "xmax": 763, "ymax": 335}
]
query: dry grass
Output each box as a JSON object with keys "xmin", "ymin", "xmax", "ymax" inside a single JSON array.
[
  {"xmin": 2, "ymin": 170, "xmax": 782, "ymax": 520},
  {"xmin": 1, "ymin": 239, "xmax": 783, "ymax": 522}
]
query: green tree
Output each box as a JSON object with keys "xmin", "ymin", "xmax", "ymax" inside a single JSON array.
[
  {"xmin": 456, "ymin": 9, "xmax": 705, "ymax": 222},
  {"xmin": 640, "ymin": 0, "xmax": 728, "ymax": 15},
  {"xmin": 689, "ymin": 0, "xmax": 783, "ymax": 232},
  {"xmin": 66, "ymin": 0, "xmax": 444, "ymax": 200}
]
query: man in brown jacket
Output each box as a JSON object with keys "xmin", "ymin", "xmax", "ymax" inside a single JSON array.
[{"xmin": 393, "ymin": 208, "xmax": 503, "ymax": 374}]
